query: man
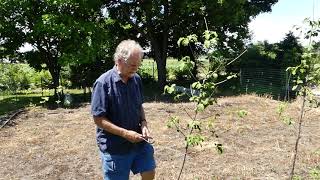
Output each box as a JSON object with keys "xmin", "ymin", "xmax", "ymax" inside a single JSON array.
[{"xmin": 91, "ymin": 40, "xmax": 156, "ymax": 180}]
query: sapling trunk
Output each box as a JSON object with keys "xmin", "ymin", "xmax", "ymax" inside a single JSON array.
[{"xmin": 289, "ymin": 90, "xmax": 306, "ymax": 179}]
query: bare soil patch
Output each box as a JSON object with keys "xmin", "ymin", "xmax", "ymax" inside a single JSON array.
[{"xmin": 0, "ymin": 95, "xmax": 320, "ymax": 179}]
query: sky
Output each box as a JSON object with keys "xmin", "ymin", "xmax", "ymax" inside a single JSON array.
[{"xmin": 249, "ymin": 0, "xmax": 320, "ymax": 45}]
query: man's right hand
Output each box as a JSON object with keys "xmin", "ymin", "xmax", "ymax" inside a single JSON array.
[{"xmin": 123, "ymin": 130, "xmax": 143, "ymax": 143}]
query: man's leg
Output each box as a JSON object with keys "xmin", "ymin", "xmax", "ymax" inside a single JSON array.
[
  {"xmin": 100, "ymin": 152, "xmax": 132, "ymax": 180},
  {"xmin": 131, "ymin": 143, "xmax": 156, "ymax": 179},
  {"xmin": 141, "ymin": 169, "xmax": 155, "ymax": 180}
]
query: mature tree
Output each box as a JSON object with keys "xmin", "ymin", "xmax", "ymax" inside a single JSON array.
[
  {"xmin": 104, "ymin": 0, "xmax": 279, "ymax": 89},
  {"xmin": 276, "ymin": 31, "xmax": 303, "ymax": 67},
  {"xmin": 69, "ymin": 57, "xmax": 114, "ymax": 90},
  {"xmin": 239, "ymin": 32, "xmax": 303, "ymax": 69},
  {"xmin": 0, "ymin": 0, "xmax": 108, "ymax": 96},
  {"xmin": 238, "ymin": 41, "xmax": 278, "ymax": 68}
]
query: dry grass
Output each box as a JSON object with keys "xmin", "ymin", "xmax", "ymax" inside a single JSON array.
[{"xmin": 0, "ymin": 95, "xmax": 320, "ymax": 180}]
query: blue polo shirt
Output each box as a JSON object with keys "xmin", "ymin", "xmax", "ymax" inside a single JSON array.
[{"xmin": 91, "ymin": 66, "xmax": 144, "ymax": 154}]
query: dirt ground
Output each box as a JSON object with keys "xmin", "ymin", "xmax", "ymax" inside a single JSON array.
[{"xmin": 0, "ymin": 95, "xmax": 320, "ymax": 180}]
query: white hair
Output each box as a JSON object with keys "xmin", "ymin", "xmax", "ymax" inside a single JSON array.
[{"xmin": 113, "ymin": 39, "xmax": 144, "ymax": 62}]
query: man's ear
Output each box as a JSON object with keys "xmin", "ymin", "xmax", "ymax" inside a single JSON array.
[
  {"xmin": 118, "ymin": 58, "xmax": 126, "ymax": 65},
  {"xmin": 115, "ymin": 58, "xmax": 122, "ymax": 66}
]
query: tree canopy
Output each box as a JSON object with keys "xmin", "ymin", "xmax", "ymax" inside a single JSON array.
[
  {"xmin": 104, "ymin": 0, "xmax": 279, "ymax": 88},
  {"xmin": 239, "ymin": 32, "xmax": 303, "ymax": 69},
  {"xmin": 0, "ymin": 0, "xmax": 110, "ymax": 95},
  {"xmin": 1, "ymin": 0, "xmax": 280, "ymax": 91}
]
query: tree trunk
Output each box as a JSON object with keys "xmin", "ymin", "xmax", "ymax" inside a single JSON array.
[
  {"xmin": 151, "ymin": 35, "xmax": 168, "ymax": 90},
  {"xmin": 47, "ymin": 61, "xmax": 61, "ymax": 98}
]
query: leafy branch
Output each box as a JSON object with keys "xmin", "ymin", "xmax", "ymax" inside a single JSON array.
[
  {"xmin": 164, "ymin": 30, "xmax": 245, "ymax": 179},
  {"xmin": 287, "ymin": 18, "xmax": 320, "ymax": 180}
]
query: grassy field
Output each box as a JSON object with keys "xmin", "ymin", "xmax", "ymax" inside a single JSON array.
[
  {"xmin": 0, "ymin": 89, "xmax": 87, "ymax": 116},
  {"xmin": 139, "ymin": 58, "xmax": 185, "ymax": 80}
]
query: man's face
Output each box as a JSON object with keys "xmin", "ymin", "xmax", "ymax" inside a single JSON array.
[{"xmin": 118, "ymin": 50, "xmax": 141, "ymax": 78}]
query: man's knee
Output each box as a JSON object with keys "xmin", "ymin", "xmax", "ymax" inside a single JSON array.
[{"xmin": 141, "ymin": 169, "xmax": 155, "ymax": 180}]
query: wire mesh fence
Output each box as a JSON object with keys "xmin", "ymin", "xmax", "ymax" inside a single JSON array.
[{"xmin": 240, "ymin": 68, "xmax": 292, "ymax": 99}]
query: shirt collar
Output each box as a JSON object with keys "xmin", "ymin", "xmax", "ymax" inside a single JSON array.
[{"xmin": 111, "ymin": 66, "xmax": 122, "ymax": 82}]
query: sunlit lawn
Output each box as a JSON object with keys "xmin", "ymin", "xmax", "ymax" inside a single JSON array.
[{"xmin": 0, "ymin": 89, "xmax": 86, "ymax": 115}]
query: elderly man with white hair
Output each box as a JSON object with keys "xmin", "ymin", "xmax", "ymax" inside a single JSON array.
[{"xmin": 91, "ymin": 40, "xmax": 156, "ymax": 180}]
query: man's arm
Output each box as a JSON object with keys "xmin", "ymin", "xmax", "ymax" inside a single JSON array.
[
  {"xmin": 140, "ymin": 105, "xmax": 151, "ymax": 138},
  {"xmin": 93, "ymin": 116, "xmax": 143, "ymax": 143}
]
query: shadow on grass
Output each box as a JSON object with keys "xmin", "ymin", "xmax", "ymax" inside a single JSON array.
[
  {"xmin": 0, "ymin": 96, "xmax": 43, "ymax": 116},
  {"xmin": 3, "ymin": 80, "xmax": 277, "ymax": 116},
  {"xmin": 0, "ymin": 92, "xmax": 93, "ymax": 116}
]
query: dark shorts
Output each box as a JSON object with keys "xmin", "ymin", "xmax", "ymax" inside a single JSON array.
[{"xmin": 100, "ymin": 143, "xmax": 156, "ymax": 180}]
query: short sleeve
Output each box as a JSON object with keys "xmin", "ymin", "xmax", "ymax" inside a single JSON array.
[
  {"xmin": 137, "ymin": 75, "xmax": 144, "ymax": 104},
  {"xmin": 91, "ymin": 81, "xmax": 109, "ymax": 117}
]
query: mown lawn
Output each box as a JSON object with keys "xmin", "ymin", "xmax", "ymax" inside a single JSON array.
[{"xmin": 0, "ymin": 89, "xmax": 87, "ymax": 115}]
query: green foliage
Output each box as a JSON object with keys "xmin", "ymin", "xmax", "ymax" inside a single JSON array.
[
  {"xmin": 164, "ymin": 84, "xmax": 176, "ymax": 95},
  {"xmin": 239, "ymin": 32, "xmax": 303, "ymax": 69},
  {"xmin": 0, "ymin": 0, "xmax": 110, "ymax": 93},
  {"xmin": 287, "ymin": 19, "xmax": 320, "ymax": 93},
  {"xmin": 178, "ymin": 34, "xmax": 198, "ymax": 47},
  {"xmin": 166, "ymin": 116, "xmax": 180, "ymax": 129},
  {"xmin": 186, "ymin": 134, "xmax": 205, "ymax": 146},
  {"xmin": 105, "ymin": 0, "xmax": 279, "ymax": 88},
  {"xmin": 282, "ymin": 116, "xmax": 294, "ymax": 125},
  {"xmin": 40, "ymin": 97, "xmax": 49, "ymax": 105},
  {"xmin": 287, "ymin": 47, "xmax": 320, "ymax": 95},
  {"xmin": 276, "ymin": 31, "xmax": 303, "ymax": 67},
  {"xmin": 237, "ymin": 110, "xmax": 248, "ymax": 118},
  {"xmin": 164, "ymin": 31, "xmax": 245, "ymax": 179},
  {"xmin": 309, "ymin": 166, "xmax": 320, "ymax": 179},
  {"xmin": 276, "ymin": 102, "xmax": 294, "ymax": 125},
  {"xmin": 287, "ymin": 18, "xmax": 320, "ymax": 179},
  {"xmin": 276, "ymin": 102, "xmax": 288, "ymax": 116},
  {"xmin": 171, "ymin": 56, "xmax": 195, "ymax": 81},
  {"xmin": 0, "ymin": 63, "xmax": 51, "ymax": 92}
]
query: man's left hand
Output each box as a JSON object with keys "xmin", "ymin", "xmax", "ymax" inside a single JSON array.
[{"xmin": 141, "ymin": 121, "xmax": 150, "ymax": 138}]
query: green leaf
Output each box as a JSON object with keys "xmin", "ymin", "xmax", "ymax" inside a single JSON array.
[
  {"xmin": 191, "ymin": 82, "xmax": 202, "ymax": 89},
  {"xmin": 292, "ymin": 85, "xmax": 298, "ymax": 91},
  {"xmin": 227, "ymin": 75, "xmax": 235, "ymax": 80},
  {"xmin": 204, "ymin": 40, "xmax": 211, "ymax": 49},
  {"xmin": 182, "ymin": 39, "xmax": 189, "ymax": 46},
  {"xmin": 187, "ymin": 34, "xmax": 198, "ymax": 43},
  {"xmin": 281, "ymin": 116, "xmax": 294, "ymax": 125},
  {"xmin": 210, "ymin": 73, "xmax": 217, "ymax": 79},
  {"xmin": 299, "ymin": 69, "xmax": 306, "ymax": 73},
  {"xmin": 297, "ymin": 80, "xmax": 303, "ymax": 84},
  {"xmin": 164, "ymin": 84, "xmax": 176, "ymax": 94},
  {"xmin": 237, "ymin": 110, "xmax": 248, "ymax": 118},
  {"xmin": 196, "ymin": 103, "xmax": 205, "ymax": 112},
  {"xmin": 41, "ymin": 97, "xmax": 49, "ymax": 101},
  {"xmin": 189, "ymin": 96, "xmax": 199, "ymax": 102},
  {"xmin": 314, "ymin": 64, "xmax": 320, "ymax": 69},
  {"xmin": 167, "ymin": 116, "xmax": 180, "ymax": 128},
  {"xmin": 186, "ymin": 134, "xmax": 205, "ymax": 146},
  {"xmin": 177, "ymin": 38, "xmax": 184, "ymax": 47}
]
